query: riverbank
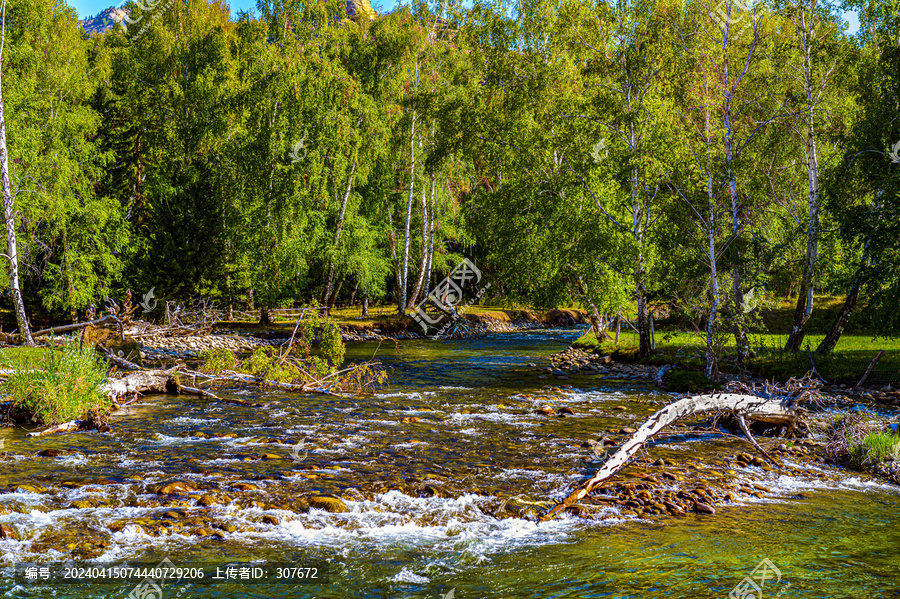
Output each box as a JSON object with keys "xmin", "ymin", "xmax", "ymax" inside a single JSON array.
[{"xmin": 131, "ymin": 308, "xmax": 587, "ymax": 360}]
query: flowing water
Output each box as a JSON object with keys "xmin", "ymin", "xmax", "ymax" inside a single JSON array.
[{"xmin": 1, "ymin": 328, "xmax": 898, "ymax": 598}]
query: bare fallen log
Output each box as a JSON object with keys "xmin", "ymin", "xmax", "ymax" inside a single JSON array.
[
  {"xmin": 26, "ymin": 420, "xmax": 84, "ymax": 437},
  {"xmin": 540, "ymin": 390, "xmax": 808, "ymax": 521},
  {"xmin": 104, "ymin": 368, "xmax": 179, "ymax": 402},
  {"xmin": 32, "ymin": 315, "xmax": 124, "ymax": 340}
]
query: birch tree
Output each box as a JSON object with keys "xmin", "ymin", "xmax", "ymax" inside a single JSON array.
[{"xmin": 0, "ymin": 0, "xmax": 31, "ymax": 344}]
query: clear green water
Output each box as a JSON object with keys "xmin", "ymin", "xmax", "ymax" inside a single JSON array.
[{"xmin": 1, "ymin": 328, "xmax": 898, "ymax": 598}]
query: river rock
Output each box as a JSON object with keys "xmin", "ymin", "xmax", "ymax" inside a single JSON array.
[
  {"xmin": 307, "ymin": 495, "xmax": 347, "ymax": 513},
  {"xmin": 0, "ymin": 524, "xmax": 17, "ymax": 539},
  {"xmin": 400, "ymin": 417, "xmax": 420, "ymax": 423},
  {"xmin": 693, "ymin": 501, "xmax": 716, "ymax": 514},
  {"xmin": 232, "ymin": 482, "xmax": 260, "ymax": 492},
  {"xmin": 37, "ymin": 449, "xmax": 65, "ymax": 457},
  {"xmin": 262, "ymin": 515, "xmax": 280, "ymax": 525},
  {"xmin": 156, "ymin": 481, "xmax": 196, "ymax": 495},
  {"xmin": 197, "ymin": 494, "xmax": 219, "ymax": 507}
]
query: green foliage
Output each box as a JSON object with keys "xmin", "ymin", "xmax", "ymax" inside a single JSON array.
[
  {"xmin": 665, "ymin": 369, "xmax": 721, "ymax": 394},
  {"xmin": 242, "ymin": 347, "xmax": 303, "ymax": 384},
  {"xmin": 2, "ymin": 340, "xmax": 110, "ymax": 425},
  {"xmin": 826, "ymin": 413, "xmax": 900, "ymax": 469},
  {"xmin": 199, "ymin": 348, "xmax": 238, "ymax": 375},
  {"xmin": 850, "ymin": 432, "xmax": 900, "ymax": 467},
  {"xmin": 296, "ymin": 309, "xmax": 345, "ymax": 373},
  {"xmin": 572, "ymin": 332, "xmax": 600, "ymax": 351}
]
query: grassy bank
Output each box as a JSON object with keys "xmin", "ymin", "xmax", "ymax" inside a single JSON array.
[
  {"xmin": 597, "ymin": 330, "xmax": 899, "ymax": 386},
  {"xmin": 0, "ymin": 342, "xmax": 110, "ymax": 425},
  {"xmin": 576, "ymin": 296, "xmax": 899, "ymax": 387}
]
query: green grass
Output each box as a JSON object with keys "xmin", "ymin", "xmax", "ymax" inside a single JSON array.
[
  {"xmin": 850, "ymin": 431, "xmax": 900, "ymax": 467},
  {"xmin": 599, "ymin": 330, "xmax": 900, "ymax": 386},
  {"xmin": 1, "ymin": 340, "xmax": 110, "ymax": 425},
  {"xmin": 572, "ymin": 331, "xmax": 600, "ymax": 350}
]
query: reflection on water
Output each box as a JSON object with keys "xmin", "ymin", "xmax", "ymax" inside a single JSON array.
[{"xmin": 0, "ymin": 328, "xmax": 898, "ymax": 597}]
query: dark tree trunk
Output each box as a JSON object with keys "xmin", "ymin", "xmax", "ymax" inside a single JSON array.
[{"xmin": 816, "ymin": 280, "xmax": 862, "ymax": 355}]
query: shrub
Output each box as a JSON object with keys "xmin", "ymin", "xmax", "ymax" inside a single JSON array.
[
  {"xmin": 199, "ymin": 348, "xmax": 237, "ymax": 374},
  {"xmin": 666, "ymin": 368, "xmax": 721, "ymax": 393},
  {"xmin": 242, "ymin": 347, "xmax": 302, "ymax": 384},
  {"xmin": 3, "ymin": 339, "xmax": 110, "ymax": 425}
]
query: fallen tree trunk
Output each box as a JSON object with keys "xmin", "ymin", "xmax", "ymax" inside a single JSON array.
[
  {"xmin": 540, "ymin": 391, "xmax": 807, "ymax": 521},
  {"xmin": 104, "ymin": 368, "xmax": 179, "ymax": 402},
  {"xmin": 32, "ymin": 315, "xmax": 124, "ymax": 339}
]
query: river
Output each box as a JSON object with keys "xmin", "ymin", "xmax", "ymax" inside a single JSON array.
[{"xmin": 1, "ymin": 327, "xmax": 898, "ymax": 598}]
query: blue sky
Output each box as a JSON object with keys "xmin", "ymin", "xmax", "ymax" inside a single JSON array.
[{"xmin": 73, "ymin": 0, "xmax": 859, "ymax": 36}]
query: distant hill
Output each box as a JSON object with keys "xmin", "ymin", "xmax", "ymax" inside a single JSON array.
[
  {"xmin": 78, "ymin": 1, "xmax": 378, "ymax": 36},
  {"xmin": 79, "ymin": 7, "xmax": 127, "ymax": 36}
]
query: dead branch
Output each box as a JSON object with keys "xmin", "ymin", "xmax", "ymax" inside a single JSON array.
[{"xmin": 31, "ymin": 315, "xmax": 124, "ymax": 340}]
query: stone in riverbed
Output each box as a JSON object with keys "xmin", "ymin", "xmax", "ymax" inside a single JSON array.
[
  {"xmin": 232, "ymin": 482, "xmax": 260, "ymax": 492},
  {"xmin": 400, "ymin": 416, "xmax": 420, "ymax": 423},
  {"xmin": 0, "ymin": 524, "xmax": 17, "ymax": 539},
  {"xmin": 534, "ymin": 406, "xmax": 554, "ymax": 416},
  {"xmin": 620, "ymin": 427, "xmax": 637, "ymax": 434},
  {"xmin": 156, "ymin": 481, "xmax": 196, "ymax": 495},
  {"xmin": 262, "ymin": 515, "xmax": 280, "ymax": 525},
  {"xmin": 37, "ymin": 449, "xmax": 65, "ymax": 457},
  {"xmin": 557, "ymin": 406, "xmax": 575, "ymax": 416},
  {"xmin": 307, "ymin": 495, "xmax": 347, "ymax": 513},
  {"xmin": 693, "ymin": 501, "xmax": 716, "ymax": 514}
]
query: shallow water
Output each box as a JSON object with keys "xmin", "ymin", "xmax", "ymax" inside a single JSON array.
[{"xmin": 1, "ymin": 328, "xmax": 898, "ymax": 598}]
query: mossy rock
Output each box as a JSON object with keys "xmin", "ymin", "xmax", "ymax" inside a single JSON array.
[{"xmin": 306, "ymin": 495, "xmax": 347, "ymax": 513}]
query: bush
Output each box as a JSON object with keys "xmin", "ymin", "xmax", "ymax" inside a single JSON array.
[
  {"xmin": 199, "ymin": 348, "xmax": 237, "ymax": 374},
  {"xmin": 666, "ymin": 368, "xmax": 721, "ymax": 393},
  {"xmin": 243, "ymin": 347, "xmax": 302, "ymax": 384},
  {"xmin": 2, "ymin": 339, "xmax": 110, "ymax": 425}
]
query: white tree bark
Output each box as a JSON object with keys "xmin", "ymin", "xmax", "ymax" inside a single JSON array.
[
  {"xmin": 542, "ymin": 392, "xmax": 804, "ymax": 520},
  {"xmin": 399, "ymin": 60, "xmax": 419, "ymax": 313},
  {"xmin": 0, "ymin": 4, "xmax": 33, "ymax": 346}
]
